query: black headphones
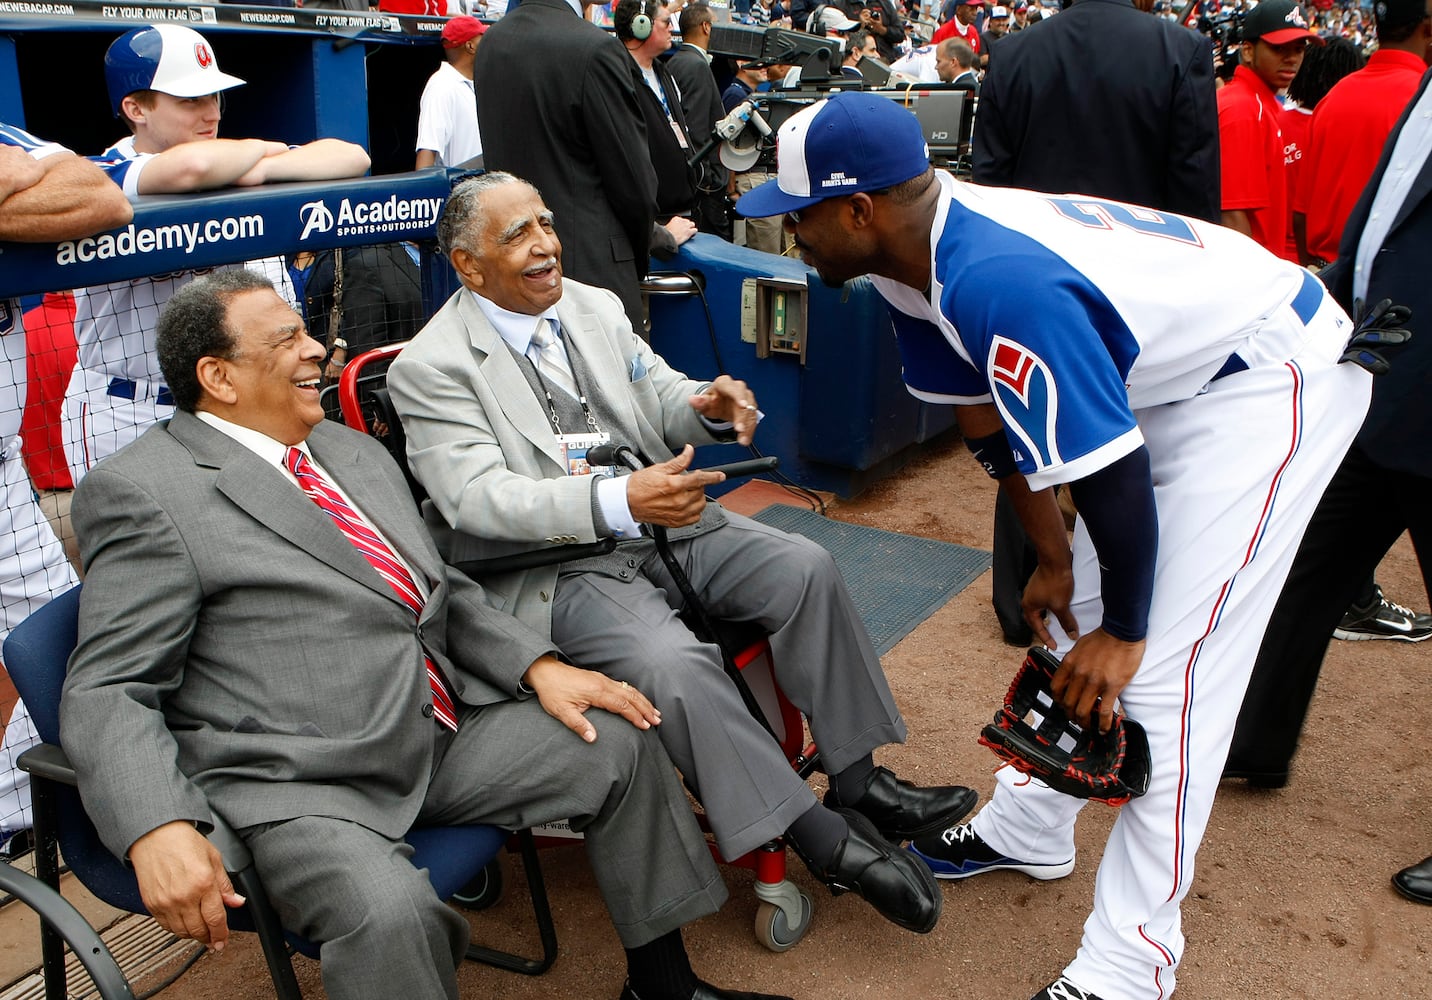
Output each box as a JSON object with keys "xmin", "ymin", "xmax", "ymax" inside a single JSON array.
[{"xmin": 630, "ymin": 0, "xmax": 654, "ymax": 41}]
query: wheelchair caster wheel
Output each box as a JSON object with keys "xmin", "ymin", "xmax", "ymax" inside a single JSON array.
[
  {"xmin": 754, "ymin": 890, "xmax": 813, "ymax": 952},
  {"xmin": 451, "ymin": 858, "xmax": 504, "ymax": 911}
]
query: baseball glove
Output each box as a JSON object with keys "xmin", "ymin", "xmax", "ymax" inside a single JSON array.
[{"xmin": 978, "ymin": 647, "xmax": 1151, "ymax": 806}]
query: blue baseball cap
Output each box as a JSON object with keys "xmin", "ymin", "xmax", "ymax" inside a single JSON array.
[{"xmin": 735, "ymin": 91, "xmax": 930, "ymax": 219}]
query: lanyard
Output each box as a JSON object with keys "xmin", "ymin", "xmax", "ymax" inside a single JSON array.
[{"xmin": 525, "ymin": 355, "xmax": 600, "ymax": 435}]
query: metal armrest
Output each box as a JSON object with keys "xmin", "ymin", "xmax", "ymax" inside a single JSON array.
[
  {"xmin": 206, "ymin": 812, "xmax": 256, "ymax": 873},
  {"xmin": 16, "ymin": 742, "xmax": 76, "ymax": 787},
  {"xmin": 0, "ymin": 863, "xmax": 136, "ymax": 1000}
]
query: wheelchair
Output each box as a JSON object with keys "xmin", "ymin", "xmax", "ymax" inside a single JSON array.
[{"xmin": 336, "ymin": 342, "xmax": 821, "ymax": 952}]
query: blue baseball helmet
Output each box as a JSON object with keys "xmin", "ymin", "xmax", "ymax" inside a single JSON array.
[{"xmin": 104, "ymin": 24, "xmax": 245, "ymax": 117}]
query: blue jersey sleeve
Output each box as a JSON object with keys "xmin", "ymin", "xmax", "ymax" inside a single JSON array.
[
  {"xmin": 934, "ymin": 206, "xmax": 1145, "ymax": 490},
  {"xmin": 887, "ymin": 305, "xmax": 992, "ymax": 404},
  {"xmin": 0, "ymin": 122, "xmax": 66, "ymax": 158},
  {"xmin": 86, "ymin": 149, "xmax": 144, "ymax": 199}
]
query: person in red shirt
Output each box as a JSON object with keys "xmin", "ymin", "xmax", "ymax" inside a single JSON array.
[
  {"xmin": 1217, "ymin": 0, "xmax": 1322, "ymax": 260},
  {"xmin": 931, "ymin": 0, "xmax": 983, "ymax": 54},
  {"xmin": 1294, "ymin": 0, "xmax": 1432, "ymax": 265},
  {"xmin": 1280, "ymin": 37, "xmax": 1364, "ymax": 260},
  {"xmin": 19, "ymin": 293, "xmax": 83, "ymax": 569}
]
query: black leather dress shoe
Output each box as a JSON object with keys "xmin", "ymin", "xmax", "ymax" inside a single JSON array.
[
  {"xmin": 1392, "ymin": 855, "xmax": 1432, "ymax": 905},
  {"xmin": 618, "ymin": 980, "xmax": 795, "ymax": 1000},
  {"xmin": 825, "ymin": 765, "xmax": 978, "ymax": 841},
  {"xmin": 792, "ymin": 807, "xmax": 942, "ymax": 933}
]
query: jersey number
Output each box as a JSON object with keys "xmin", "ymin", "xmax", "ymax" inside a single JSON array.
[{"xmin": 1046, "ymin": 197, "xmax": 1202, "ymax": 247}]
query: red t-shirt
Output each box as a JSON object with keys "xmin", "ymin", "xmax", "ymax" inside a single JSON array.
[
  {"xmin": 1218, "ymin": 65, "xmax": 1296, "ymax": 261},
  {"xmin": 1294, "ymin": 49, "xmax": 1426, "ymax": 264},
  {"xmin": 20, "ymin": 292, "xmax": 77, "ymax": 492},
  {"xmin": 1280, "ymin": 105, "xmax": 1311, "ymax": 261},
  {"xmin": 931, "ymin": 17, "xmax": 980, "ymax": 51}
]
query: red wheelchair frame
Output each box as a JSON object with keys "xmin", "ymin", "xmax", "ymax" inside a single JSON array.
[{"xmin": 337, "ymin": 343, "xmax": 819, "ymax": 951}]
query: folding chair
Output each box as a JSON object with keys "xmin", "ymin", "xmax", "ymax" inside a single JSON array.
[
  {"xmin": 338, "ymin": 344, "xmax": 821, "ymax": 951},
  {"xmin": 4, "ymin": 586, "xmax": 557, "ymax": 1000}
]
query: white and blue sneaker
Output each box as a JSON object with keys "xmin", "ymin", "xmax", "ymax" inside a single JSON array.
[
  {"xmin": 0, "ymin": 827, "xmax": 32, "ymax": 860},
  {"xmin": 908, "ymin": 822, "xmax": 1074, "ymax": 881}
]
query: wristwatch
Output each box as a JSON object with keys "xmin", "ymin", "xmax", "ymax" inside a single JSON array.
[{"xmin": 330, "ymin": 338, "xmax": 349, "ymax": 351}]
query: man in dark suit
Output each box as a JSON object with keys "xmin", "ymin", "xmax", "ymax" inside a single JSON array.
[
  {"xmin": 973, "ymin": 0, "xmax": 1219, "ymax": 222},
  {"xmin": 1226, "ymin": 72, "xmax": 1432, "ymax": 844},
  {"xmin": 972, "ymin": 0, "xmax": 1220, "ymax": 648},
  {"xmin": 475, "ymin": 0, "xmax": 659, "ymax": 332},
  {"xmin": 58, "ymin": 269, "xmax": 788, "ymax": 1000},
  {"xmin": 616, "ymin": 0, "xmax": 700, "ymax": 230},
  {"xmin": 664, "ymin": 0, "xmax": 733, "ymax": 239}
]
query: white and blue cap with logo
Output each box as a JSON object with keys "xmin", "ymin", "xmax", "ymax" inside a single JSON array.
[
  {"xmin": 105, "ymin": 24, "xmax": 247, "ymax": 117},
  {"xmin": 735, "ymin": 91, "xmax": 930, "ymax": 219}
]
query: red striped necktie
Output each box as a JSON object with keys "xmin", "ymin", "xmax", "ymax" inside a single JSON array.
[{"xmin": 285, "ymin": 447, "xmax": 459, "ymax": 731}]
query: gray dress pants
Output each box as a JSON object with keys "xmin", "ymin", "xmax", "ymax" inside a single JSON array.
[
  {"xmin": 240, "ymin": 699, "xmax": 727, "ymax": 1000},
  {"xmin": 552, "ymin": 510, "xmax": 906, "ymax": 860}
]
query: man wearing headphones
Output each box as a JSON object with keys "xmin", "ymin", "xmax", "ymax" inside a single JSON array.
[
  {"xmin": 663, "ymin": 1, "xmax": 734, "ymax": 239},
  {"xmin": 616, "ymin": 0, "xmax": 701, "ymax": 257},
  {"xmin": 61, "ymin": 24, "xmax": 368, "ymax": 485}
]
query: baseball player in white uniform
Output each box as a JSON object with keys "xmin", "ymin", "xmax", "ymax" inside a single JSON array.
[
  {"xmin": 0, "ymin": 123, "xmax": 132, "ymax": 847},
  {"xmin": 738, "ymin": 92, "xmax": 1373, "ymax": 1000},
  {"xmin": 62, "ymin": 24, "xmax": 369, "ymax": 484}
]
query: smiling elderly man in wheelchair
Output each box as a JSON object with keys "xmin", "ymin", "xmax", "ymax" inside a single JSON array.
[{"xmin": 388, "ymin": 172, "xmax": 977, "ymax": 935}]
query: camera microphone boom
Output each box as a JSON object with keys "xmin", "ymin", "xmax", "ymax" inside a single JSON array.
[
  {"xmin": 715, "ymin": 100, "xmax": 773, "ymax": 142},
  {"xmin": 689, "ymin": 98, "xmax": 774, "ymax": 171}
]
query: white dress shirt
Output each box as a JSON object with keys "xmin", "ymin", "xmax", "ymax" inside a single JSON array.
[{"xmin": 1353, "ymin": 81, "xmax": 1432, "ymax": 308}]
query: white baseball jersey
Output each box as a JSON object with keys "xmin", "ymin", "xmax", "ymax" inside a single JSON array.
[
  {"xmin": 0, "ymin": 123, "xmax": 82, "ymax": 837},
  {"xmin": 63, "ymin": 137, "xmax": 296, "ymax": 482},
  {"xmin": 888, "ymin": 44, "xmax": 940, "ymax": 82},
  {"xmin": 872, "ymin": 171, "xmax": 1328, "ymax": 490},
  {"xmin": 879, "ymin": 171, "xmax": 1372, "ymax": 1000},
  {"xmin": 76, "ymin": 136, "xmax": 296, "ymax": 382},
  {"xmin": 0, "ymin": 123, "xmax": 66, "ymax": 443}
]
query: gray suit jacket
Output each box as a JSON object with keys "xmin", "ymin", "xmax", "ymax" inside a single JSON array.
[
  {"xmin": 388, "ymin": 280, "xmax": 726, "ymax": 637},
  {"xmin": 60, "ymin": 412, "xmax": 553, "ymax": 859}
]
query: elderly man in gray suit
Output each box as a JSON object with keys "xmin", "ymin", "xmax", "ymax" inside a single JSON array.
[
  {"xmin": 59, "ymin": 269, "xmax": 793, "ymax": 1000},
  {"xmin": 389, "ymin": 173, "xmax": 978, "ymax": 936}
]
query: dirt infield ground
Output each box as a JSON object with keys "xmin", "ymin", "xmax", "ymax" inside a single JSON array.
[{"xmin": 102, "ymin": 433, "xmax": 1432, "ymax": 999}]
